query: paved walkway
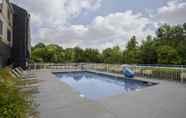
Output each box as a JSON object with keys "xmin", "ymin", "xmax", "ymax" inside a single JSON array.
[{"xmin": 33, "ymin": 70, "xmax": 186, "ymax": 118}]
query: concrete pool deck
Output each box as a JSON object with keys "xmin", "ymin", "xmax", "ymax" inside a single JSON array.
[{"xmin": 33, "ymin": 69, "xmax": 186, "ymax": 118}]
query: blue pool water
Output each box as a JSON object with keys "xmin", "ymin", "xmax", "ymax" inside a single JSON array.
[{"xmin": 54, "ymin": 72, "xmax": 154, "ymax": 100}]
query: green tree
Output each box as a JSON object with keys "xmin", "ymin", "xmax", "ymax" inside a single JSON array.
[
  {"xmin": 31, "ymin": 22, "xmax": 186, "ymax": 65},
  {"xmin": 111, "ymin": 46, "xmax": 123, "ymax": 64},
  {"xmin": 177, "ymin": 41, "xmax": 186, "ymax": 64},
  {"xmin": 178, "ymin": 23, "xmax": 186, "ymax": 64},
  {"xmin": 124, "ymin": 36, "xmax": 139, "ymax": 64},
  {"xmin": 31, "ymin": 47, "xmax": 46, "ymax": 62},
  {"xmin": 74, "ymin": 47, "xmax": 84, "ymax": 62},
  {"xmin": 102, "ymin": 46, "xmax": 122, "ymax": 64},
  {"xmin": 156, "ymin": 24, "xmax": 184, "ymax": 48},
  {"xmin": 155, "ymin": 23, "xmax": 186, "ymax": 64},
  {"xmin": 157, "ymin": 45, "xmax": 181, "ymax": 64},
  {"xmin": 45, "ymin": 44, "xmax": 65, "ymax": 63},
  {"xmin": 83, "ymin": 48, "xmax": 102, "ymax": 63},
  {"xmin": 126, "ymin": 36, "xmax": 138, "ymax": 50},
  {"xmin": 64, "ymin": 48, "xmax": 75, "ymax": 63},
  {"xmin": 102, "ymin": 48, "xmax": 112, "ymax": 63},
  {"xmin": 33, "ymin": 43, "xmax": 45, "ymax": 49},
  {"xmin": 139, "ymin": 36, "xmax": 157, "ymax": 64}
]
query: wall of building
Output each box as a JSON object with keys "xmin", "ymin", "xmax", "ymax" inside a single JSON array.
[
  {"xmin": 0, "ymin": 0, "xmax": 13, "ymax": 67},
  {"xmin": 0, "ymin": 0, "xmax": 13, "ymax": 46},
  {"xmin": 0, "ymin": 0, "xmax": 31, "ymax": 69},
  {"xmin": 12, "ymin": 4, "xmax": 31, "ymax": 69},
  {"xmin": 0, "ymin": 39, "xmax": 10, "ymax": 67}
]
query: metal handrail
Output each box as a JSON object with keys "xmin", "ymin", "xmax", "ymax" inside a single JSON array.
[{"xmin": 28, "ymin": 63, "xmax": 186, "ymax": 83}]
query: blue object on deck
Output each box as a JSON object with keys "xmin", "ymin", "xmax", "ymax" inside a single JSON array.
[{"xmin": 123, "ymin": 67, "xmax": 135, "ymax": 78}]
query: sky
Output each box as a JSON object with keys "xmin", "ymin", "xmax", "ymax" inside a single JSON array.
[{"xmin": 11, "ymin": 0, "xmax": 186, "ymax": 50}]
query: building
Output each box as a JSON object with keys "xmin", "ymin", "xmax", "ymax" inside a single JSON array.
[
  {"xmin": 0, "ymin": 0, "xmax": 31, "ymax": 69},
  {"xmin": 0, "ymin": 0, "xmax": 14, "ymax": 68},
  {"xmin": 11, "ymin": 4, "xmax": 31, "ymax": 69}
]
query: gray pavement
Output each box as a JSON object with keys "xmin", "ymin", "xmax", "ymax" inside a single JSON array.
[{"xmin": 33, "ymin": 70, "xmax": 186, "ymax": 118}]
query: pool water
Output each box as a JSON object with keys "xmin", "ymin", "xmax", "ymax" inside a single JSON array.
[{"xmin": 54, "ymin": 72, "xmax": 154, "ymax": 100}]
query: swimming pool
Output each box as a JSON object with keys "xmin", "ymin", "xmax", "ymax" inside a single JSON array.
[{"xmin": 54, "ymin": 71, "xmax": 155, "ymax": 100}]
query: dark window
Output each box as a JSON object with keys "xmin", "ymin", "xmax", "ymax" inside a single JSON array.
[
  {"xmin": 7, "ymin": 29, "xmax": 11, "ymax": 41},
  {"xmin": 8, "ymin": 9, "xmax": 11, "ymax": 21},
  {"xmin": 0, "ymin": 19, "xmax": 3, "ymax": 35}
]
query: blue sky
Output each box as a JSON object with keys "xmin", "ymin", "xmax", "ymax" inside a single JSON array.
[
  {"xmin": 12, "ymin": 0, "xmax": 186, "ymax": 50},
  {"xmin": 71, "ymin": 0, "xmax": 170, "ymax": 24}
]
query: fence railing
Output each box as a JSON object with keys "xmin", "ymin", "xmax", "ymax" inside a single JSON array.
[
  {"xmin": 28, "ymin": 63, "xmax": 186, "ymax": 83},
  {"xmin": 28, "ymin": 63, "xmax": 82, "ymax": 71}
]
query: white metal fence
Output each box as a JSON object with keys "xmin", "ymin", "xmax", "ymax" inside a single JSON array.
[{"xmin": 28, "ymin": 63, "xmax": 186, "ymax": 83}]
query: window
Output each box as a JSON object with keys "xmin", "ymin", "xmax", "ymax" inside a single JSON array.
[
  {"xmin": 0, "ymin": 19, "xmax": 3, "ymax": 35},
  {"xmin": 8, "ymin": 10, "xmax": 10, "ymax": 19},
  {"xmin": 7, "ymin": 29, "xmax": 11, "ymax": 42},
  {"xmin": 8, "ymin": 9, "xmax": 11, "ymax": 22}
]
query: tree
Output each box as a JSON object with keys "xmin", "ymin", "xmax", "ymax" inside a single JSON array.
[
  {"xmin": 179, "ymin": 23, "xmax": 186, "ymax": 64},
  {"xmin": 33, "ymin": 43, "xmax": 45, "ymax": 49},
  {"xmin": 138, "ymin": 36, "xmax": 157, "ymax": 64},
  {"xmin": 102, "ymin": 48, "xmax": 113, "ymax": 63},
  {"xmin": 177, "ymin": 41, "xmax": 186, "ymax": 64},
  {"xmin": 155, "ymin": 23, "xmax": 186, "ymax": 64},
  {"xmin": 74, "ymin": 47, "xmax": 84, "ymax": 62},
  {"xmin": 64, "ymin": 48, "xmax": 75, "ymax": 63},
  {"xmin": 183, "ymin": 23, "xmax": 186, "ymax": 30},
  {"xmin": 111, "ymin": 46, "xmax": 123, "ymax": 64},
  {"xmin": 126, "ymin": 36, "xmax": 138, "ymax": 50},
  {"xmin": 102, "ymin": 46, "xmax": 122, "ymax": 64},
  {"xmin": 31, "ymin": 47, "xmax": 46, "ymax": 62},
  {"xmin": 157, "ymin": 45, "xmax": 181, "ymax": 64},
  {"xmin": 31, "ymin": 22, "xmax": 186, "ymax": 65},
  {"xmin": 124, "ymin": 36, "xmax": 139, "ymax": 64},
  {"xmin": 45, "ymin": 44, "xmax": 65, "ymax": 63},
  {"xmin": 83, "ymin": 49, "xmax": 102, "ymax": 63},
  {"xmin": 156, "ymin": 24, "xmax": 184, "ymax": 48}
]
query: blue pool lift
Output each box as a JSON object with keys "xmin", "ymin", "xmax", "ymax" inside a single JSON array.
[{"xmin": 123, "ymin": 67, "xmax": 135, "ymax": 78}]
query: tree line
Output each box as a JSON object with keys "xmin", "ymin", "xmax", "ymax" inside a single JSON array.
[{"xmin": 31, "ymin": 23, "xmax": 186, "ymax": 65}]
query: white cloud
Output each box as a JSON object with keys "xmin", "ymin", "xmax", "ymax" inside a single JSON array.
[
  {"xmin": 82, "ymin": 11, "xmax": 154, "ymax": 49},
  {"xmin": 12, "ymin": 0, "xmax": 102, "ymax": 25},
  {"xmin": 11, "ymin": 0, "xmax": 102, "ymax": 44},
  {"xmin": 14, "ymin": 0, "xmax": 186, "ymax": 50},
  {"xmin": 157, "ymin": 0, "xmax": 186, "ymax": 24},
  {"xmin": 33, "ymin": 10, "xmax": 155, "ymax": 50}
]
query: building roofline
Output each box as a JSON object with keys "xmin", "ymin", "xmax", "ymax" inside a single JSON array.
[
  {"xmin": 11, "ymin": 3, "xmax": 30, "ymax": 16},
  {"xmin": 6, "ymin": 0, "xmax": 14, "ymax": 13},
  {"xmin": 9, "ymin": 2, "xmax": 14, "ymax": 13},
  {"xmin": 0, "ymin": 0, "xmax": 14, "ymax": 13}
]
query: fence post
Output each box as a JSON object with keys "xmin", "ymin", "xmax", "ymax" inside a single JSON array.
[
  {"xmin": 34, "ymin": 63, "xmax": 36, "ymax": 71},
  {"xmin": 181, "ymin": 65, "xmax": 184, "ymax": 83},
  {"xmin": 107, "ymin": 64, "xmax": 109, "ymax": 72}
]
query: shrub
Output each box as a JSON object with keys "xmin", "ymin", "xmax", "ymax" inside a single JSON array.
[{"xmin": 0, "ymin": 68, "xmax": 38, "ymax": 118}]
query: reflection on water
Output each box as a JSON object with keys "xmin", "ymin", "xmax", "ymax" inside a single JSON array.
[{"xmin": 55, "ymin": 72, "xmax": 152, "ymax": 100}]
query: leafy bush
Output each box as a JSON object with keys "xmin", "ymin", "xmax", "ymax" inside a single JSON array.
[{"xmin": 0, "ymin": 68, "xmax": 38, "ymax": 118}]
